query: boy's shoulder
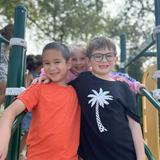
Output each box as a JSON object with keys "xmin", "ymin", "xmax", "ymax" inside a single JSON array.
[
  {"xmin": 25, "ymin": 83, "xmax": 53, "ymax": 93},
  {"xmin": 114, "ymin": 81, "xmax": 132, "ymax": 92},
  {"xmin": 69, "ymin": 71, "xmax": 91, "ymax": 84},
  {"xmin": 78, "ymin": 71, "xmax": 91, "ymax": 78},
  {"xmin": 77, "ymin": 71, "xmax": 93, "ymax": 82}
]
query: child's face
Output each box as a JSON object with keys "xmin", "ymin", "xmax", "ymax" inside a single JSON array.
[
  {"xmin": 70, "ymin": 48, "xmax": 89, "ymax": 75},
  {"xmin": 89, "ymin": 48, "xmax": 117, "ymax": 78},
  {"xmin": 42, "ymin": 49, "xmax": 71, "ymax": 85}
]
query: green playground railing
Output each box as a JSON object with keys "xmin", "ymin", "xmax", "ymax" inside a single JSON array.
[
  {"xmin": 138, "ymin": 87, "xmax": 160, "ymax": 160},
  {"xmin": 140, "ymin": 88, "xmax": 160, "ymax": 112},
  {"xmin": 140, "ymin": 87, "xmax": 160, "ymax": 160},
  {"xmin": 12, "ymin": 112, "xmax": 25, "ymax": 134},
  {"xmin": 145, "ymin": 144, "xmax": 155, "ymax": 160},
  {"xmin": 7, "ymin": 113, "xmax": 25, "ymax": 160}
]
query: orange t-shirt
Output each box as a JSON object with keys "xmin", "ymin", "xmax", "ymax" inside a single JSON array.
[{"xmin": 18, "ymin": 83, "xmax": 80, "ymax": 160}]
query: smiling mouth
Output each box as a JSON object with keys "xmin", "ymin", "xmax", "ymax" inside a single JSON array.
[
  {"xmin": 75, "ymin": 66, "xmax": 85, "ymax": 70},
  {"xmin": 99, "ymin": 65, "xmax": 109, "ymax": 69},
  {"xmin": 49, "ymin": 73, "xmax": 59, "ymax": 76}
]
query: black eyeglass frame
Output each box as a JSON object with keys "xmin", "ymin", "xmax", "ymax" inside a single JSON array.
[{"xmin": 90, "ymin": 52, "xmax": 116, "ymax": 62}]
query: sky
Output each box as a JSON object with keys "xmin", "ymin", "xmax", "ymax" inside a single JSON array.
[
  {"xmin": 103, "ymin": 0, "xmax": 125, "ymax": 17},
  {"xmin": 26, "ymin": 0, "xmax": 125, "ymax": 55}
]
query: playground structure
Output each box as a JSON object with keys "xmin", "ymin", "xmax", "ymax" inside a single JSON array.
[
  {"xmin": 142, "ymin": 65, "xmax": 160, "ymax": 160},
  {"xmin": 0, "ymin": 0, "xmax": 160, "ymax": 159},
  {"xmin": 119, "ymin": 0, "xmax": 160, "ymax": 159},
  {"xmin": 0, "ymin": 5, "xmax": 27, "ymax": 160}
]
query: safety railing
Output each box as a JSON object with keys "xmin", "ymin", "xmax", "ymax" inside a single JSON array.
[
  {"xmin": 139, "ymin": 87, "xmax": 160, "ymax": 160},
  {"xmin": 140, "ymin": 88, "xmax": 160, "ymax": 112}
]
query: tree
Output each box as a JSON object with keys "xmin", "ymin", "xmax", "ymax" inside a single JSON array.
[
  {"xmin": 29, "ymin": 0, "xmax": 108, "ymax": 42},
  {"xmin": 0, "ymin": 0, "xmax": 110, "ymax": 42},
  {"xmin": 117, "ymin": 0, "xmax": 155, "ymax": 81}
]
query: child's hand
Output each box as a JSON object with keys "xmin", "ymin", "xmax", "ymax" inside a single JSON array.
[
  {"xmin": 31, "ymin": 77, "xmax": 40, "ymax": 84},
  {"xmin": 31, "ymin": 76, "xmax": 50, "ymax": 85},
  {"xmin": 114, "ymin": 76, "xmax": 129, "ymax": 83},
  {"xmin": 113, "ymin": 76, "xmax": 145, "ymax": 94},
  {"xmin": 41, "ymin": 77, "xmax": 50, "ymax": 84},
  {"xmin": 135, "ymin": 83, "xmax": 145, "ymax": 94}
]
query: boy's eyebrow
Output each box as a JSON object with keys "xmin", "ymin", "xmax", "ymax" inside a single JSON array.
[
  {"xmin": 43, "ymin": 58, "xmax": 62, "ymax": 61},
  {"xmin": 92, "ymin": 52, "xmax": 115, "ymax": 54}
]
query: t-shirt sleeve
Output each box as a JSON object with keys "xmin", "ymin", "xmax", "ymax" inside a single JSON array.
[
  {"xmin": 17, "ymin": 84, "xmax": 40, "ymax": 111},
  {"xmin": 119, "ymin": 82, "xmax": 140, "ymax": 123},
  {"xmin": 111, "ymin": 72, "xmax": 137, "ymax": 82},
  {"xmin": 68, "ymin": 75, "xmax": 80, "ymax": 89}
]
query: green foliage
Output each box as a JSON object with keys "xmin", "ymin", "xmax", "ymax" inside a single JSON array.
[
  {"xmin": 29, "ymin": 0, "xmax": 107, "ymax": 42},
  {"xmin": 127, "ymin": 57, "xmax": 145, "ymax": 82},
  {"xmin": 0, "ymin": 0, "xmax": 105, "ymax": 42},
  {"xmin": 0, "ymin": 0, "xmax": 108, "ymax": 41},
  {"xmin": 0, "ymin": 0, "xmax": 21, "ymax": 23},
  {"xmin": 0, "ymin": 0, "xmax": 37, "ymax": 23},
  {"xmin": 117, "ymin": 0, "xmax": 155, "ymax": 81}
]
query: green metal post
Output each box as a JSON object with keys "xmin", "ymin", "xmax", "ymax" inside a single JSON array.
[
  {"xmin": 5, "ymin": 5, "xmax": 27, "ymax": 160},
  {"xmin": 154, "ymin": 0, "xmax": 160, "ymax": 89},
  {"xmin": 120, "ymin": 33, "xmax": 126, "ymax": 73}
]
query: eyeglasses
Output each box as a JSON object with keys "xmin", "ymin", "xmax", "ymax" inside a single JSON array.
[{"xmin": 91, "ymin": 52, "xmax": 116, "ymax": 62}]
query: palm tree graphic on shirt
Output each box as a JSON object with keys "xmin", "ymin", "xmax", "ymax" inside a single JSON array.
[{"xmin": 87, "ymin": 88, "xmax": 113, "ymax": 133}]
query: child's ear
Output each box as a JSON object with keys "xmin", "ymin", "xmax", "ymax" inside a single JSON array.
[
  {"xmin": 67, "ymin": 58, "xmax": 72, "ymax": 70},
  {"xmin": 114, "ymin": 56, "xmax": 118, "ymax": 64},
  {"xmin": 115, "ymin": 56, "xmax": 118, "ymax": 63},
  {"xmin": 88, "ymin": 59, "xmax": 92, "ymax": 68},
  {"xmin": 86, "ymin": 57, "xmax": 89, "ymax": 63}
]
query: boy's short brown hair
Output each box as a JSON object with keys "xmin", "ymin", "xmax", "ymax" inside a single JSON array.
[{"xmin": 86, "ymin": 36, "xmax": 117, "ymax": 58}]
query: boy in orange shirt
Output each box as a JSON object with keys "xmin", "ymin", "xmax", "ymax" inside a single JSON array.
[{"xmin": 0, "ymin": 42, "xmax": 80, "ymax": 160}]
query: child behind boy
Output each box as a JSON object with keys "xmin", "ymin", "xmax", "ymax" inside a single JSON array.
[
  {"xmin": 65, "ymin": 44, "xmax": 89, "ymax": 83},
  {"xmin": 0, "ymin": 42, "xmax": 80, "ymax": 160},
  {"xmin": 70, "ymin": 37, "xmax": 145, "ymax": 160}
]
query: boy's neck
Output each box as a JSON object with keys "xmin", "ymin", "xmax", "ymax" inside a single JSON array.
[
  {"xmin": 51, "ymin": 81, "xmax": 67, "ymax": 86},
  {"xmin": 92, "ymin": 72, "xmax": 115, "ymax": 81}
]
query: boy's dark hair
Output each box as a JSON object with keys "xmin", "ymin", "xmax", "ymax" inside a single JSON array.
[
  {"xmin": 26, "ymin": 54, "xmax": 42, "ymax": 71},
  {"xmin": 35, "ymin": 55, "xmax": 42, "ymax": 67},
  {"xmin": 86, "ymin": 36, "xmax": 117, "ymax": 58},
  {"xmin": 42, "ymin": 42, "xmax": 71, "ymax": 61},
  {"xmin": 0, "ymin": 24, "xmax": 13, "ymax": 40},
  {"xmin": 26, "ymin": 55, "xmax": 37, "ymax": 71}
]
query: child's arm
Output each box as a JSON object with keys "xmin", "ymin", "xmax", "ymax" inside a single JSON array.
[
  {"xmin": 32, "ymin": 68, "xmax": 50, "ymax": 84},
  {"xmin": 111, "ymin": 72, "xmax": 145, "ymax": 94},
  {"xmin": 127, "ymin": 116, "xmax": 146, "ymax": 160},
  {"xmin": 0, "ymin": 100, "xmax": 25, "ymax": 160}
]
